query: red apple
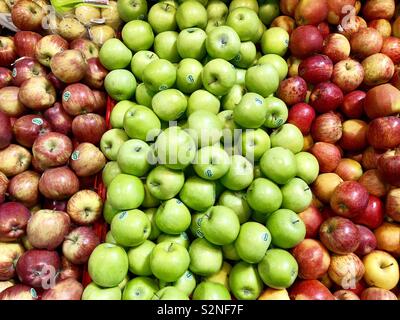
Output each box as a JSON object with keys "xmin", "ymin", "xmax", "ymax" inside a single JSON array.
[
  {"xmin": 362, "ymin": 147, "xmax": 384, "ymax": 170},
  {"xmin": 353, "ymin": 195, "xmax": 384, "ymax": 230},
  {"xmin": 0, "ymin": 172, "xmax": 8, "ymax": 204},
  {"xmin": 310, "ymin": 82, "xmax": 344, "ymax": 113},
  {"xmin": 334, "ymin": 158, "xmax": 363, "ymax": 181},
  {"xmin": 358, "ymin": 170, "xmax": 388, "ymax": 198},
  {"xmin": 340, "ymin": 90, "xmax": 365, "ymax": 119},
  {"xmin": 0, "ymin": 144, "xmax": 31, "ymax": 177},
  {"xmin": 327, "ymin": 0, "xmax": 356, "ymax": 25},
  {"xmin": 70, "ymin": 143, "xmax": 106, "ymax": 177},
  {"xmin": 27, "ymin": 209, "xmax": 70, "ymax": 250},
  {"xmin": 328, "ymin": 253, "xmax": 365, "ymax": 288},
  {"xmin": 381, "ymin": 37, "xmax": 400, "ymax": 65},
  {"xmin": 276, "ymin": 76, "xmax": 308, "ymax": 106},
  {"xmin": 319, "ymin": 216, "xmax": 360, "ymax": 254},
  {"xmin": 83, "ymin": 58, "xmax": 107, "ymax": 89},
  {"xmin": 310, "ymin": 142, "xmax": 342, "ymax": 173},
  {"xmin": 298, "ymin": 54, "xmax": 333, "ymax": 85},
  {"xmin": 361, "ymin": 287, "xmax": 398, "ymax": 300},
  {"xmin": 11, "ymin": 57, "xmax": 47, "ymax": 87},
  {"xmin": 339, "ymin": 119, "xmax": 368, "ymax": 151},
  {"xmin": 334, "ymin": 290, "xmax": 360, "ymax": 300},
  {"xmin": 69, "ymin": 38, "xmax": 99, "ymax": 60},
  {"xmin": 0, "ymin": 67, "xmax": 12, "ymax": 89},
  {"xmin": 0, "ymin": 242, "xmax": 24, "ymax": 280},
  {"xmin": 362, "ymin": 53, "xmax": 394, "ymax": 86},
  {"xmin": 287, "ymin": 103, "xmax": 316, "ymax": 135},
  {"xmin": 0, "ymin": 284, "xmax": 37, "ymax": 300},
  {"xmin": 8, "ymin": 171, "xmax": 40, "ymax": 208},
  {"xmin": 50, "ymin": 49, "xmax": 88, "ymax": 84},
  {"xmin": 59, "ymin": 256, "xmax": 81, "ymax": 281},
  {"xmin": 331, "ymin": 59, "xmax": 364, "ymax": 92},
  {"xmin": 67, "ymin": 189, "xmax": 103, "ymax": 226},
  {"xmin": 386, "ymin": 188, "xmax": 400, "ymax": 222},
  {"xmin": 294, "ymin": 0, "xmax": 328, "ymax": 25},
  {"xmin": 271, "ymin": 16, "xmax": 296, "ymax": 35},
  {"xmin": 72, "ymin": 113, "xmax": 107, "ymax": 145},
  {"xmin": 0, "ymin": 86, "xmax": 26, "ymax": 117},
  {"xmin": 290, "ymin": 280, "xmax": 335, "ymax": 300},
  {"xmin": 11, "ymin": 0, "xmax": 45, "ymax": 31},
  {"xmin": 41, "ymin": 278, "xmax": 83, "ymax": 300},
  {"xmin": 14, "ymin": 31, "xmax": 42, "ymax": 58},
  {"xmin": 18, "ymin": 76, "xmax": 56, "ymax": 111},
  {"xmin": 368, "ymin": 18, "xmax": 392, "ymax": 37},
  {"xmin": 338, "ymin": 15, "xmax": 368, "ymax": 39},
  {"xmin": 32, "ymin": 132, "xmax": 73, "ymax": 168},
  {"xmin": 364, "ymin": 84, "xmax": 400, "ymax": 119},
  {"xmin": 46, "ymin": 72, "xmax": 66, "ymax": 92},
  {"xmin": 290, "ymin": 25, "xmax": 324, "ymax": 58},
  {"xmin": 62, "ymin": 83, "xmax": 96, "ymax": 116},
  {"xmin": 350, "ymin": 27, "xmax": 383, "ymax": 59},
  {"xmin": 279, "ymin": 0, "xmax": 299, "ymax": 16},
  {"xmin": 0, "ymin": 202, "xmax": 30, "ymax": 242},
  {"xmin": 92, "ymin": 90, "xmax": 107, "ymax": 114},
  {"xmin": 362, "ymin": 0, "xmax": 395, "ymax": 21},
  {"xmin": 62, "ymin": 226, "xmax": 100, "ymax": 265},
  {"xmin": 13, "ymin": 114, "xmax": 51, "ymax": 148},
  {"xmin": 0, "ymin": 36, "xmax": 16, "ymax": 68},
  {"xmin": 355, "ymin": 225, "xmax": 377, "ymax": 256},
  {"xmin": 299, "ymin": 206, "xmax": 325, "ymax": 239},
  {"xmin": 16, "ymin": 249, "xmax": 60, "ymax": 288},
  {"xmin": 43, "ymin": 102, "xmax": 73, "ymax": 136},
  {"xmin": 43, "ymin": 199, "xmax": 68, "ymax": 212},
  {"xmin": 0, "ymin": 111, "xmax": 12, "ymax": 150},
  {"xmin": 378, "ymin": 149, "xmax": 400, "ymax": 187},
  {"xmin": 311, "ymin": 112, "xmax": 342, "ymax": 144},
  {"xmin": 38, "ymin": 167, "xmax": 80, "ymax": 201},
  {"xmin": 367, "ymin": 116, "xmax": 400, "ymax": 150},
  {"xmin": 322, "ymin": 33, "xmax": 351, "ymax": 63},
  {"xmin": 330, "ymin": 181, "xmax": 369, "ymax": 218},
  {"xmin": 317, "ymin": 22, "xmax": 330, "ymax": 39},
  {"xmin": 35, "ymin": 35, "xmax": 69, "ymax": 67}
]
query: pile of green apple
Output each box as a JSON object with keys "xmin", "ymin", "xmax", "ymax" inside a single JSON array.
[{"xmin": 83, "ymin": 0, "xmax": 320, "ymax": 300}]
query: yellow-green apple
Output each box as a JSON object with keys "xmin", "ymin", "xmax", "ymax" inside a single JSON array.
[
  {"xmin": 245, "ymin": 63, "xmax": 279, "ymax": 98},
  {"xmin": 220, "ymin": 155, "xmax": 254, "ymax": 191},
  {"xmin": 202, "ymin": 58, "xmax": 236, "ymax": 96},
  {"xmin": 189, "ymin": 238, "xmax": 223, "ymax": 276},
  {"xmin": 148, "ymin": 1, "xmax": 177, "ymax": 33},
  {"xmin": 177, "ymin": 28, "xmax": 207, "ymax": 60},
  {"xmin": 176, "ymin": 0, "xmax": 207, "ymax": 30},
  {"xmin": 82, "ymin": 282, "xmax": 121, "ymax": 300},
  {"xmin": 146, "ymin": 166, "xmax": 185, "ymax": 200},
  {"xmin": 107, "ymin": 174, "xmax": 144, "ymax": 211},
  {"xmin": 229, "ymin": 261, "xmax": 263, "ymax": 300}
]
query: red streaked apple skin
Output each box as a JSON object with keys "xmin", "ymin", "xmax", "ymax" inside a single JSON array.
[
  {"xmin": 62, "ymin": 83, "xmax": 96, "ymax": 116},
  {"xmin": 331, "ymin": 59, "xmax": 364, "ymax": 92},
  {"xmin": 378, "ymin": 149, "xmax": 400, "ymax": 187},
  {"xmin": 385, "ymin": 188, "xmax": 400, "ymax": 222},
  {"xmin": 277, "ymin": 76, "xmax": 308, "ymax": 106},
  {"xmin": 35, "ymin": 35, "xmax": 69, "ymax": 67},
  {"xmin": 310, "ymin": 142, "xmax": 341, "ymax": 173},
  {"xmin": 333, "ymin": 290, "xmax": 360, "ymax": 300},
  {"xmin": 38, "ymin": 167, "xmax": 80, "ymax": 201},
  {"xmin": 298, "ymin": 55, "xmax": 333, "ymax": 84},
  {"xmin": 299, "ymin": 206, "xmax": 325, "ymax": 239},
  {"xmin": 330, "ymin": 181, "xmax": 369, "ymax": 218},
  {"xmin": 328, "ymin": 253, "xmax": 365, "ymax": 288},
  {"xmin": 14, "ymin": 31, "xmax": 42, "ymax": 58},
  {"xmin": 354, "ymin": 225, "xmax": 377, "ymax": 256},
  {"xmin": 339, "ymin": 119, "xmax": 368, "ymax": 152},
  {"xmin": 13, "ymin": 114, "xmax": 51, "ymax": 148},
  {"xmin": 381, "ymin": 37, "xmax": 400, "ymax": 65},
  {"xmin": 362, "ymin": 53, "xmax": 394, "ymax": 87},
  {"xmin": 0, "ymin": 202, "xmax": 31, "ymax": 242},
  {"xmin": 0, "ymin": 86, "xmax": 27, "ymax": 118},
  {"xmin": 0, "ymin": 68, "xmax": 13, "ymax": 90},
  {"xmin": 367, "ymin": 116, "xmax": 400, "ymax": 150},
  {"xmin": 364, "ymin": 84, "xmax": 400, "ymax": 119},
  {"xmin": 334, "ymin": 159, "xmax": 363, "ymax": 182},
  {"xmin": 361, "ymin": 147, "xmax": 384, "ymax": 170},
  {"xmin": 43, "ymin": 102, "xmax": 73, "ymax": 136},
  {"xmin": 8, "ymin": 171, "xmax": 40, "ymax": 208},
  {"xmin": 18, "ymin": 76, "xmax": 56, "ymax": 111},
  {"xmin": 311, "ymin": 112, "xmax": 342, "ymax": 144},
  {"xmin": 290, "ymin": 280, "xmax": 335, "ymax": 300},
  {"xmin": 41, "ymin": 278, "xmax": 83, "ymax": 300},
  {"xmin": 353, "ymin": 195, "xmax": 384, "ymax": 230},
  {"xmin": 350, "ymin": 27, "xmax": 383, "ymax": 59},
  {"xmin": 50, "ymin": 49, "xmax": 88, "ymax": 84},
  {"xmin": 11, "ymin": 0, "xmax": 45, "ymax": 32},
  {"xmin": 294, "ymin": 0, "xmax": 328, "ymax": 26},
  {"xmin": 358, "ymin": 170, "xmax": 388, "ymax": 198},
  {"xmin": 0, "ymin": 284, "xmax": 38, "ymax": 300},
  {"xmin": 361, "ymin": 287, "xmax": 398, "ymax": 300},
  {"xmin": 11, "ymin": 57, "xmax": 47, "ymax": 87},
  {"xmin": 322, "ymin": 33, "xmax": 351, "ymax": 63},
  {"xmin": 72, "ymin": 113, "xmax": 107, "ymax": 145},
  {"xmin": 84, "ymin": 58, "xmax": 108, "ymax": 89},
  {"xmin": 59, "ymin": 256, "xmax": 82, "ymax": 281}
]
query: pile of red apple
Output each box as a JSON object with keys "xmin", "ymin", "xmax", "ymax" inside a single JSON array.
[{"xmin": 0, "ymin": 21, "xmax": 110, "ymax": 298}]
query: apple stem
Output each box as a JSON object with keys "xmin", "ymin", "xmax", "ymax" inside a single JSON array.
[
  {"xmin": 382, "ymin": 263, "xmax": 394, "ymax": 269},
  {"xmin": 168, "ymin": 242, "xmax": 174, "ymax": 252},
  {"xmin": 293, "ymin": 220, "xmax": 300, "ymax": 224}
]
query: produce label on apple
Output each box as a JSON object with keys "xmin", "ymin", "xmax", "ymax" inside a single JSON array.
[
  {"xmin": 63, "ymin": 91, "xmax": 72, "ymax": 102},
  {"xmin": 32, "ymin": 118, "xmax": 44, "ymax": 126},
  {"xmin": 71, "ymin": 151, "xmax": 80, "ymax": 161}
]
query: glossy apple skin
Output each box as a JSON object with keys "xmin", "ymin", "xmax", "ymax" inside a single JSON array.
[
  {"xmin": 0, "ymin": 284, "xmax": 38, "ymax": 300},
  {"xmin": 378, "ymin": 149, "xmax": 400, "ymax": 187},
  {"xmin": 310, "ymin": 142, "xmax": 342, "ymax": 173},
  {"xmin": 311, "ymin": 112, "xmax": 342, "ymax": 144},
  {"xmin": 319, "ymin": 216, "xmax": 360, "ymax": 254},
  {"xmin": 339, "ymin": 119, "xmax": 368, "ymax": 152},
  {"xmin": 334, "ymin": 159, "xmax": 363, "ymax": 182},
  {"xmin": 271, "ymin": 16, "xmax": 296, "ymax": 35},
  {"xmin": 43, "ymin": 199, "xmax": 68, "ymax": 212},
  {"xmin": 361, "ymin": 147, "xmax": 384, "ymax": 170},
  {"xmin": 0, "ymin": 37, "xmax": 17, "ymax": 68},
  {"xmin": 385, "ymin": 188, "xmax": 400, "ymax": 222},
  {"xmin": 13, "ymin": 114, "xmax": 51, "ymax": 148},
  {"xmin": 14, "ymin": 31, "xmax": 42, "ymax": 58},
  {"xmin": 374, "ymin": 222, "xmax": 400, "ymax": 257},
  {"xmin": 0, "ymin": 202, "xmax": 31, "ymax": 242},
  {"xmin": 62, "ymin": 83, "xmax": 96, "ymax": 116},
  {"xmin": 84, "ymin": 58, "xmax": 108, "ymax": 90},
  {"xmin": 289, "ymin": 25, "xmax": 324, "ymax": 58},
  {"xmin": 340, "ymin": 91, "xmax": 365, "ymax": 119},
  {"xmin": 72, "ymin": 113, "xmax": 107, "ymax": 145},
  {"xmin": 361, "ymin": 287, "xmax": 398, "ymax": 300},
  {"xmin": 0, "ymin": 68, "xmax": 13, "ymax": 90},
  {"xmin": 331, "ymin": 59, "xmax": 364, "ymax": 92},
  {"xmin": 280, "ymin": 0, "xmax": 299, "ymax": 16},
  {"xmin": 92, "ymin": 90, "xmax": 107, "ymax": 115},
  {"xmin": 0, "ymin": 111, "xmax": 12, "ymax": 150},
  {"xmin": 359, "ymin": 170, "xmax": 388, "ymax": 198},
  {"xmin": 295, "ymin": 0, "xmax": 328, "ymax": 25},
  {"xmin": 287, "ymin": 103, "xmax": 315, "ymax": 135},
  {"xmin": 352, "ymin": 195, "xmax": 384, "ymax": 230},
  {"xmin": 8, "ymin": 171, "xmax": 40, "ymax": 208},
  {"xmin": 350, "ymin": 28, "xmax": 383, "ymax": 59},
  {"xmin": 362, "ymin": 0, "xmax": 396, "ymax": 21},
  {"xmin": 38, "ymin": 167, "xmax": 80, "ymax": 201},
  {"xmin": 299, "ymin": 206, "xmax": 325, "ymax": 239},
  {"xmin": 310, "ymin": 82, "xmax": 344, "ymax": 113},
  {"xmin": 290, "ymin": 280, "xmax": 335, "ymax": 300},
  {"xmin": 41, "ymin": 278, "xmax": 83, "ymax": 300},
  {"xmin": 330, "ymin": 181, "xmax": 369, "ymax": 218},
  {"xmin": 277, "ymin": 76, "xmax": 308, "ymax": 106},
  {"xmin": 381, "ymin": 37, "xmax": 400, "ymax": 65},
  {"xmin": 364, "ymin": 84, "xmax": 400, "ymax": 119},
  {"xmin": 367, "ymin": 117, "xmax": 400, "ymax": 150},
  {"xmin": 11, "ymin": 57, "xmax": 47, "ymax": 87},
  {"xmin": 354, "ymin": 225, "xmax": 377, "ymax": 256},
  {"xmin": 298, "ymin": 55, "xmax": 333, "ymax": 84},
  {"xmin": 322, "ymin": 33, "xmax": 351, "ymax": 63},
  {"xmin": 43, "ymin": 102, "xmax": 73, "ymax": 136}
]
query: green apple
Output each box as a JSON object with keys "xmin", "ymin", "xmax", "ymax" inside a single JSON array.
[
  {"xmin": 187, "ymin": 90, "xmax": 220, "ymax": 116},
  {"xmin": 260, "ymin": 147, "xmax": 297, "ymax": 185},
  {"xmin": 193, "ymin": 145, "xmax": 231, "ymax": 180},
  {"xmin": 281, "ymin": 178, "xmax": 312, "ymax": 213},
  {"xmin": 199, "ymin": 205, "xmax": 240, "ymax": 245},
  {"xmin": 257, "ymin": 248, "xmax": 298, "ymax": 289},
  {"xmin": 144, "ymin": 208, "xmax": 161, "ymax": 240},
  {"xmin": 146, "ymin": 165, "xmax": 185, "ymax": 200},
  {"xmin": 229, "ymin": 261, "xmax": 263, "ymax": 300},
  {"xmin": 295, "ymin": 152, "xmax": 319, "ymax": 184},
  {"xmin": 266, "ymin": 208, "xmax": 306, "ymax": 248},
  {"xmin": 127, "ymin": 240, "xmax": 156, "ymax": 276},
  {"xmin": 187, "ymin": 110, "xmax": 223, "ymax": 147},
  {"xmin": 220, "ymin": 155, "xmax": 254, "ymax": 191},
  {"xmin": 240, "ymin": 128, "xmax": 270, "ymax": 161},
  {"xmin": 150, "ymin": 242, "xmax": 190, "ymax": 282},
  {"xmin": 110, "ymin": 101, "xmax": 136, "ymax": 129},
  {"xmin": 218, "ymin": 190, "xmax": 251, "ymax": 224},
  {"xmin": 82, "ymin": 282, "xmax": 121, "ymax": 300},
  {"xmin": 235, "ymin": 68, "xmax": 246, "ymax": 85},
  {"xmin": 154, "ymin": 126, "xmax": 196, "ymax": 170},
  {"xmin": 135, "ymin": 83, "xmax": 156, "ymax": 108},
  {"xmin": 157, "ymin": 232, "xmax": 190, "ymax": 249},
  {"xmin": 155, "ymin": 198, "xmax": 191, "ymax": 235},
  {"xmin": 221, "ymin": 84, "xmax": 246, "ymax": 111},
  {"xmin": 231, "ymin": 41, "xmax": 257, "ymax": 69},
  {"xmin": 202, "ymin": 58, "xmax": 236, "ymax": 96},
  {"xmin": 111, "ymin": 209, "xmax": 151, "ymax": 247},
  {"xmin": 117, "ymin": 139, "xmax": 151, "ymax": 177},
  {"xmin": 226, "ymin": 7, "xmax": 260, "ymax": 41},
  {"xmin": 234, "ymin": 221, "xmax": 271, "ymax": 263},
  {"xmin": 107, "ymin": 174, "xmax": 145, "ymax": 210},
  {"xmin": 104, "ymin": 70, "xmax": 137, "ymax": 101},
  {"xmin": 177, "ymin": 28, "xmax": 207, "ymax": 60},
  {"xmin": 206, "ymin": 18, "xmax": 226, "ymax": 34},
  {"xmin": 258, "ymin": 54, "xmax": 288, "ymax": 81},
  {"xmin": 263, "ymin": 96, "xmax": 288, "ymax": 129},
  {"xmin": 260, "ymin": 27, "xmax": 289, "ymax": 56},
  {"xmin": 103, "ymin": 200, "xmax": 119, "ymax": 224},
  {"xmin": 159, "ymin": 270, "xmax": 196, "ymax": 296},
  {"xmin": 154, "ymin": 31, "xmax": 180, "ymax": 63},
  {"xmin": 176, "ymin": 0, "xmax": 208, "ymax": 30},
  {"xmin": 99, "ymin": 38, "xmax": 132, "ymax": 70},
  {"xmin": 122, "ymin": 277, "xmax": 159, "ymax": 300},
  {"xmin": 148, "ymin": 2, "xmax": 177, "ymax": 34},
  {"xmin": 117, "ymin": 0, "xmax": 147, "ymax": 22},
  {"xmin": 270, "ymin": 123, "xmax": 304, "ymax": 154},
  {"xmin": 88, "ymin": 243, "xmax": 129, "ymax": 288},
  {"xmin": 130, "ymin": 50, "xmax": 159, "ymax": 81},
  {"xmin": 189, "ymin": 238, "xmax": 223, "ymax": 276},
  {"xmin": 245, "ymin": 63, "xmax": 279, "ymax": 98},
  {"xmin": 123, "ymin": 105, "xmax": 161, "ymax": 141},
  {"xmin": 251, "ymin": 210, "xmax": 271, "ymax": 224},
  {"xmin": 179, "ymin": 176, "xmax": 216, "ymax": 211},
  {"xmin": 251, "ymin": 20, "xmax": 265, "ymax": 43},
  {"xmin": 142, "ymin": 186, "xmax": 161, "ymax": 209},
  {"xmin": 258, "ymin": 0, "xmax": 280, "ymax": 25},
  {"xmin": 152, "ymin": 89, "xmax": 187, "ymax": 121},
  {"xmin": 246, "ymin": 178, "xmax": 282, "ymax": 214},
  {"xmin": 122, "ymin": 20, "xmax": 154, "ymax": 52},
  {"xmin": 105, "ymin": 230, "xmax": 118, "ymax": 246},
  {"xmin": 190, "ymin": 212, "xmax": 206, "ymax": 238},
  {"xmin": 253, "ymin": 164, "xmax": 265, "ymax": 179},
  {"xmin": 229, "ymin": 0, "xmax": 259, "ymax": 12},
  {"xmin": 142, "ymin": 59, "xmax": 176, "ymax": 92},
  {"xmin": 218, "ymin": 110, "xmax": 240, "ymax": 142},
  {"xmin": 152, "ymin": 286, "xmax": 189, "ymax": 300},
  {"xmin": 102, "ymin": 161, "xmax": 122, "ymax": 188},
  {"xmin": 222, "ymin": 243, "xmax": 240, "ymax": 261},
  {"xmin": 176, "ymin": 58, "xmax": 203, "ymax": 94},
  {"xmin": 233, "ymin": 92, "xmax": 266, "ymax": 129},
  {"xmin": 206, "ymin": 26, "xmax": 241, "ymax": 60},
  {"xmin": 118, "ymin": 276, "xmax": 129, "ymax": 291},
  {"xmin": 207, "ymin": 0, "xmax": 228, "ymax": 20},
  {"xmin": 100, "ymin": 129, "xmax": 129, "ymax": 161},
  {"xmin": 193, "ymin": 281, "xmax": 231, "ymax": 300}
]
